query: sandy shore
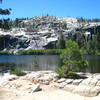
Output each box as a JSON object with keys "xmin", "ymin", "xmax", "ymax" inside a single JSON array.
[{"xmin": 0, "ymin": 85, "xmax": 100, "ymax": 100}]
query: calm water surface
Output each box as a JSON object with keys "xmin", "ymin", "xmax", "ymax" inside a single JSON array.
[
  {"xmin": 0, "ymin": 55, "xmax": 60, "ymax": 71},
  {"xmin": 0, "ymin": 55, "xmax": 100, "ymax": 73},
  {"xmin": 84, "ymin": 55, "xmax": 100, "ymax": 73}
]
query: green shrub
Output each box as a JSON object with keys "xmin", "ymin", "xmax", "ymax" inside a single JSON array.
[
  {"xmin": 55, "ymin": 65, "xmax": 68, "ymax": 78},
  {"xmin": 0, "ymin": 51, "xmax": 11, "ymax": 55},
  {"xmin": 66, "ymin": 72, "xmax": 80, "ymax": 79},
  {"xmin": 55, "ymin": 40, "xmax": 88, "ymax": 78},
  {"xmin": 10, "ymin": 67, "xmax": 26, "ymax": 76},
  {"xmin": 55, "ymin": 66, "xmax": 80, "ymax": 79},
  {"xmin": 18, "ymin": 49, "xmax": 63, "ymax": 55}
]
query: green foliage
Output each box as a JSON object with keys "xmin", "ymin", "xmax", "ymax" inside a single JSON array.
[
  {"xmin": 55, "ymin": 40, "xmax": 88, "ymax": 78},
  {"xmin": 55, "ymin": 65, "xmax": 70, "ymax": 78},
  {"xmin": 0, "ymin": 0, "xmax": 11, "ymax": 15},
  {"xmin": 66, "ymin": 40, "xmax": 79, "ymax": 50},
  {"xmin": 55, "ymin": 66, "xmax": 80, "ymax": 79},
  {"xmin": 0, "ymin": 51, "xmax": 11, "ymax": 55},
  {"xmin": 18, "ymin": 49, "xmax": 63, "ymax": 55},
  {"xmin": 66, "ymin": 72, "xmax": 80, "ymax": 79},
  {"xmin": 10, "ymin": 67, "xmax": 26, "ymax": 76},
  {"xmin": 96, "ymin": 31, "xmax": 100, "ymax": 51},
  {"xmin": 74, "ymin": 27, "xmax": 100, "ymax": 56},
  {"xmin": 0, "ymin": 9, "xmax": 11, "ymax": 15},
  {"xmin": 0, "ymin": 1, "xmax": 11, "ymax": 29},
  {"xmin": 77, "ymin": 17, "xmax": 86, "ymax": 23},
  {"xmin": 0, "ymin": 19, "xmax": 12, "ymax": 30},
  {"xmin": 56, "ymin": 34, "xmax": 66, "ymax": 49},
  {"xmin": 86, "ymin": 39, "xmax": 97, "ymax": 55},
  {"xmin": 77, "ymin": 17, "xmax": 100, "ymax": 23},
  {"xmin": 86, "ymin": 33, "xmax": 100, "ymax": 55}
]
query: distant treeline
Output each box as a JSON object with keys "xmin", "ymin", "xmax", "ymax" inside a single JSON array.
[
  {"xmin": 0, "ymin": 18, "xmax": 12, "ymax": 30},
  {"xmin": 0, "ymin": 51, "xmax": 12, "ymax": 55},
  {"xmin": 0, "ymin": 16, "xmax": 100, "ymax": 30},
  {"xmin": 77, "ymin": 17, "xmax": 100, "ymax": 22},
  {"xmin": 18, "ymin": 49, "xmax": 63, "ymax": 55}
]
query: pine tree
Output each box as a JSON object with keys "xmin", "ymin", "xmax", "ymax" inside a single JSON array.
[
  {"xmin": 57, "ymin": 34, "xmax": 65, "ymax": 49},
  {"xmin": 55, "ymin": 40, "xmax": 88, "ymax": 78},
  {"xmin": 0, "ymin": 0, "xmax": 11, "ymax": 29},
  {"xmin": 0, "ymin": 0, "xmax": 11, "ymax": 15}
]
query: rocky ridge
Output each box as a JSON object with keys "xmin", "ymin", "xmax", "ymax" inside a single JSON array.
[{"xmin": 0, "ymin": 16, "xmax": 100, "ymax": 53}]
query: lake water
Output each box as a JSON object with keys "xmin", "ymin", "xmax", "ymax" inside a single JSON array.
[
  {"xmin": 0, "ymin": 55, "xmax": 100, "ymax": 73},
  {"xmin": 84, "ymin": 55, "xmax": 100, "ymax": 73},
  {"xmin": 0, "ymin": 55, "xmax": 60, "ymax": 71}
]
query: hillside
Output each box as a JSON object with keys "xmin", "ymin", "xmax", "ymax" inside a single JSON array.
[{"xmin": 0, "ymin": 16, "xmax": 100, "ymax": 53}]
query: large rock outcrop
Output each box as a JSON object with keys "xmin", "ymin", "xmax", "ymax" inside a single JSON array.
[{"xmin": 0, "ymin": 16, "xmax": 100, "ymax": 53}]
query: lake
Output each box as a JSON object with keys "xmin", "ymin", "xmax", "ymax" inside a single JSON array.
[
  {"xmin": 0, "ymin": 55, "xmax": 100, "ymax": 73},
  {"xmin": 0, "ymin": 55, "xmax": 60, "ymax": 71},
  {"xmin": 84, "ymin": 55, "xmax": 100, "ymax": 73}
]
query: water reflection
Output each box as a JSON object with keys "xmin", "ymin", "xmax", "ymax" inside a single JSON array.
[
  {"xmin": 0, "ymin": 55, "xmax": 100, "ymax": 73},
  {"xmin": 0, "ymin": 55, "xmax": 60, "ymax": 71},
  {"xmin": 84, "ymin": 55, "xmax": 100, "ymax": 73}
]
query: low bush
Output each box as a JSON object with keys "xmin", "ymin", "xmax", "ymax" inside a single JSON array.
[
  {"xmin": 66, "ymin": 72, "xmax": 80, "ymax": 79},
  {"xmin": 10, "ymin": 67, "xmax": 26, "ymax": 76},
  {"xmin": 0, "ymin": 51, "xmax": 11, "ymax": 55},
  {"xmin": 55, "ymin": 66, "xmax": 80, "ymax": 79}
]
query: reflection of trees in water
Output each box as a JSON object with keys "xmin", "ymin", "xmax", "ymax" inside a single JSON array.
[
  {"xmin": 32, "ymin": 56, "xmax": 39, "ymax": 67},
  {"xmin": 90, "ymin": 59, "xmax": 100, "ymax": 73},
  {"xmin": 86, "ymin": 56, "xmax": 100, "ymax": 73},
  {"xmin": 0, "ymin": 63, "xmax": 17, "ymax": 71}
]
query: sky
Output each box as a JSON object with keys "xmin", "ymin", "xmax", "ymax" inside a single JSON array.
[{"xmin": 0, "ymin": 0, "xmax": 100, "ymax": 19}]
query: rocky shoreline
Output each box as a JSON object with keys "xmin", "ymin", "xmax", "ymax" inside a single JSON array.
[{"xmin": 0, "ymin": 71, "xmax": 100, "ymax": 98}]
